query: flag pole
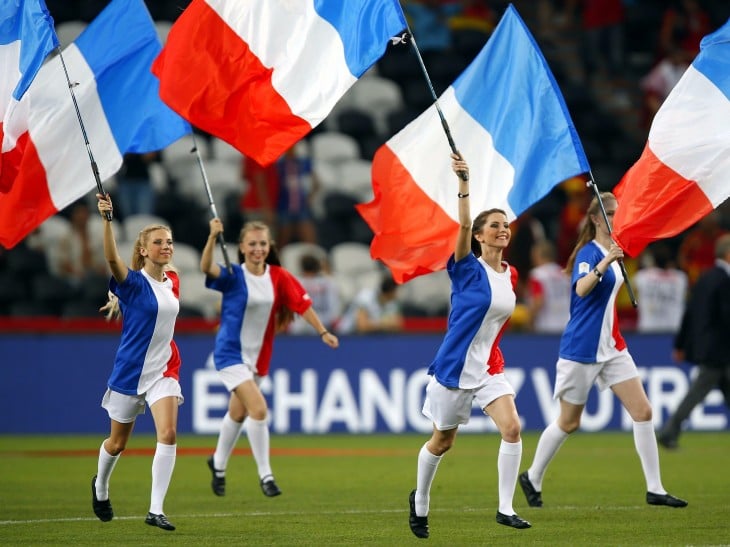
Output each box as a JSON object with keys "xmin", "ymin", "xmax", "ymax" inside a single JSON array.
[
  {"xmin": 399, "ymin": 30, "xmax": 468, "ymax": 182},
  {"xmin": 586, "ymin": 176, "xmax": 638, "ymax": 308},
  {"xmin": 190, "ymin": 133, "xmax": 233, "ymax": 273},
  {"xmin": 55, "ymin": 46, "xmax": 111, "ymax": 221}
]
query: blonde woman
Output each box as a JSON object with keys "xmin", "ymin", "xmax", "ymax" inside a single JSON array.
[{"xmin": 91, "ymin": 193, "xmax": 182, "ymax": 531}]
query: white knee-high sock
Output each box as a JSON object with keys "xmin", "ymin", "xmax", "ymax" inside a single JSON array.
[
  {"xmin": 246, "ymin": 417, "xmax": 272, "ymax": 480},
  {"xmin": 213, "ymin": 412, "xmax": 244, "ymax": 472},
  {"xmin": 150, "ymin": 442, "xmax": 176, "ymax": 515},
  {"xmin": 95, "ymin": 440, "xmax": 120, "ymax": 501},
  {"xmin": 528, "ymin": 421, "xmax": 569, "ymax": 491},
  {"xmin": 633, "ymin": 420, "xmax": 665, "ymax": 494},
  {"xmin": 415, "ymin": 443, "xmax": 443, "ymax": 517},
  {"xmin": 497, "ymin": 439, "xmax": 522, "ymax": 515}
]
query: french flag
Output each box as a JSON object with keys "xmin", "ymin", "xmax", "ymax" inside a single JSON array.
[
  {"xmin": 613, "ymin": 19, "xmax": 730, "ymax": 257},
  {"xmin": 152, "ymin": 0, "xmax": 406, "ymax": 166},
  {"xmin": 358, "ymin": 5, "xmax": 589, "ymax": 283},
  {"xmin": 0, "ymin": 0, "xmax": 190, "ymax": 249},
  {"xmin": 0, "ymin": 0, "xmax": 58, "ymax": 188}
]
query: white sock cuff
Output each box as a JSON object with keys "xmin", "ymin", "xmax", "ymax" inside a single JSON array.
[
  {"xmin": 499, "ymin": 439, "xmax": 522, "ymax": 456},
  {"xmin": 247, "ymin": 417, "xmax": 267, "ymax": 428},
  {"xmin": 633, "ymin": 420, "xmax": 653, "ymax": 430},
  {"xmin": 155, "ymin": 442, "xmax": 177, "ymax": 456},
  {"xmin": 420, "ymin": 443, "xmax": 442, "ymax": 464}
]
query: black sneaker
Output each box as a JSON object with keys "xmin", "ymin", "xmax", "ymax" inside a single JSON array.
[
  {"xmin": 260, "ymin": 476, "xmax": 282, "ymax": 497},
  {"xmin": 519, "ymin": 471, "xmax": 543, "ymax": 508},
  {"xmin": 408, "ymin": 489, "xmax": 429, "ymax": 539},
  {"xmin": 646, "ymin": 492, "xmax": 688, "ymax": 508},
  {"xmin": 91, "ymin": 475, "xmax": 113, "ymax": 522},
  {"xmin": 496, "ymin": 511, "xmax": 531, "ymax": 529},
  {"xmin": 145, "ymin": 512, "xmax": 176, "ymax": 530},
  {"xmin": 207, "ymin": 455, "xmax": 225, "ymax": 496},
  {"xmin": 657, "ymin": 433, "xmax": 679, "ymax": 450}
]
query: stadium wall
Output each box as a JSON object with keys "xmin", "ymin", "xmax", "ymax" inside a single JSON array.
[{"xmin": 0, "ymin": 333, "xmax": 727, "ymax": 434}]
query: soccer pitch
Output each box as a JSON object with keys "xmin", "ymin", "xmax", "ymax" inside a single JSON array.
[{"xmin": 0, "ymin": 432, "xmax": 727, "ymax": 545}]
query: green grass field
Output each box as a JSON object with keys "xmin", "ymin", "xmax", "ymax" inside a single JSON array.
[{"xmin": 0, "ymin": 432, "xmax": 727, "ymax": 546}]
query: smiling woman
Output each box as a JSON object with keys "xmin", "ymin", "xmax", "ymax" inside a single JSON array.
[{"xmin": 91, "ymin": 191, "xmax": 183, "ymax": 530}]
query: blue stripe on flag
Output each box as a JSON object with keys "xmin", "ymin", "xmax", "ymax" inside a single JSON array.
[
  {"xmin": 73, "ymin": 0, "xmax": 190, "ymax": 153},
  {"xmin": 693, "ymin": 18, "xmax": 730, "ymax": 102},
  {"xmin": 451, "ymin": 5, "xmax": 589, "ymax": 216},
  {"xmin": 314, "ymin": 0, "xmax": 406, "ymax": 77},
  {"xmin": 1, "ymin": 0, "xmax": 58, "ymax": 100}
]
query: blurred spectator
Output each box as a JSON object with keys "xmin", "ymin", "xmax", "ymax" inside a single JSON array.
[
  {"xmin": 288, "ymin": 253, "xmax": 340, "ymax": 335},
  {"xmin": 402, "ymin": 0, "xmax": 461, "ymax": 53},
  {"xmin": 526, "ymin": 240, "xmax": 571, "ymax": 334},
  {"xmin": 336, "ymin": 274, "xmax": 403, "ymax": 334},
  {"xmin": 57, "ymin": 200, "xmax": 108, "ymax": 288},
  {"xmin": 274, "ymin": 143, "xmax": 319, "ymax": 249},
  {"xmin": 633, "ymin": 242, "xmax": 688, "ymax": 333},
  {"xmin": 658, "ymin": 0, "xmax": 712, "ymax": 63},
  {"xmin": 115, "ymin": 152, "xmax": 160, "ymax": 218},
  {"xmin": 504, "ymin": 208, "xmax": 545, "ymax": 302},
  {"xmin": 555, "ymin": 177, "xmax": 591, "ymax": 266},
  {"xmin": 564, "ymin": 0, "xmax": 626, "ymax": 79},
  {"xmin": 640, "ymin": 46, "xmax": 690, "ymax": 129},
  {"xmin": 678, "ymin": 211, "xmax": 728, "ymax": 285},
  {"xmin": 240, "ymin": 156, "xmax": 279, "ymax": 230}
]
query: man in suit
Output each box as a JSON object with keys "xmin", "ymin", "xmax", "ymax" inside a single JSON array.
[{"xmin": 658, "ymin": 234, "xmax": 730, "ymax": 449}]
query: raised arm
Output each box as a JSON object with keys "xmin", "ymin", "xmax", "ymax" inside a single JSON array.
[
  {"xmin": 200, "ymin": 218, "xmax": 223, "ymax": 279},
  {"xmin": 452, "ymin": 153, "xmax": 472, "ymax": 262},
  {"xmin": 96, "ymin": 193, "xmax": 127, "ymax": 284}
]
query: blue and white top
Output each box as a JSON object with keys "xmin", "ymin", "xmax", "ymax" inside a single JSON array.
[
  {"xmin": 108, "ymin": 269, "xmax": 181, "ymax": 395},
  {"xmin": 429, "ymin": 253, "xmax": 517, "ymax": 389},
  {"xmin": 559, "ymin": 241, "xmax": 626, "ymax": 363}
]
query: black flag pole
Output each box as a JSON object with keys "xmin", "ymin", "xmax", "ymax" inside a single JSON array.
[
  {"xmin": 396, "ymin": 29, "xmax": 468, "ymax": 182},
  {"xmin": 56, "ymin": 45, "xmax": 111, "ymax": 220},
  {"xmin": 586, "ymin": 176, "xmax": 638, "ymax": 308},
  {"xmin": 190, "ymin": 132, "xmax": 233, "ymax": 273}
]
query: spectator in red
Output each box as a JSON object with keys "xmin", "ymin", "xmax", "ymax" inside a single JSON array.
[
  {"xmin": 240, "ymin": 157, "xmax": 279, "ymax": 230},
  {"xmin": 678, "ymin": 211, "xmax": 728, "ymax": 285},
  {"xmin": 659, "ymin": 0, "xmax": 712, "ymax": 63}
]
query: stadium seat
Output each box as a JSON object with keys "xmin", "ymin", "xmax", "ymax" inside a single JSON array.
[
  {"xmin": 279, "ymin": 242, "xmax": 329, "ymax": 276},
  {"xmin": 329, "ymin": 242, "xmax": 378, "ymax": 278},
  {"xmin": 398, "ymin": 270, "xmax": 450, "ymax": 316},
  {"xmin": 123, "ymin": 213, "xmax": 170, "ymax": 242}
]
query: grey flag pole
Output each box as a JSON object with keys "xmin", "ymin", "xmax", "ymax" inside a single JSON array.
[
  {"xmin": 191, "ymin": 133, "xmax": 233, "ymax": 273},
  {"xmin": 586, "ymin": 176, "xmax": 638, "ymax": 308},
  {"xmin": 56, "ymin": 45, "xmax": 111, "ymax": 220},
  {"xmin": 396, "ymin": 30, "xmax": 468, "ymax": 182}
]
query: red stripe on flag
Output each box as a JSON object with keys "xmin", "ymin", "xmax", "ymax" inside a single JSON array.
[
  {"xmin": 0, "ymin": 132, "xmax": 56, "ymax": 248},
  {"xmin": 152, "ymin": 0, "xmax": 310, "ymax": 166},
  {"xmin": 356, "ymin": 145, "xmax": 458, "ymax": 283},
  {"xmin": 612, "ymin": 144, "xmax": 714, "ymax": 257}
]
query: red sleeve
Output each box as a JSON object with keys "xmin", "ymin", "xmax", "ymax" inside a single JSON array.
[
  {"xmin": 271, "ymin": 265, "xmax": 313, "ymax": 315},
  {"xmin": 528, "ymin": 276, "xmax": 544, "ymax": 299},
  {"xmin": 509, "ymin": 265, "xmax": 519, "ymax": 291},
  {"xmin": 167, "ymin": 271, "xmax": 180, "ymax": 299}
]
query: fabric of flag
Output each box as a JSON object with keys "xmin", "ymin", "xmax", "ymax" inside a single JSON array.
[
  {"xmin": 357, "ymin": 5, "xmax": 589, "ymax": 283},
  {"xmin": 0, "ymin": 0, "xmax": 191, "ymax": 249},
  {"xmin": 0, "ymin": 0, "xmax": 57, "ymax": 101},
  {"xmin": 612, "ymin": 19, "xmax": 730, "ymax": 257},
  {"xmin": 152, "ymin": 0, "xmax": 406, "ymax": 166},
  {"xmin": 0, "ymin": 0, "xmax": 58, "ymax": 188}
]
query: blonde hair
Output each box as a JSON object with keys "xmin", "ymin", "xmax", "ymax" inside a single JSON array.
[
  {"xmin": 102, "ymin": 223, "xmax": 175, "ymax": 321},
  {"xmin": 565, "ymin": 192, "xmax": 616, "ymax": 273}
]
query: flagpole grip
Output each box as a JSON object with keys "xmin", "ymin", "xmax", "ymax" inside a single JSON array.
[{"xmin": 587, "ymin": 177, "xmax": 638, "ymax": 308}]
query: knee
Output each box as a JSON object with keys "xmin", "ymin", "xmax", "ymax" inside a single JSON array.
[
  {"xmin": 500, "ymin": 419, "xmax": 522, "ymax": 443},
  {"xmin": 632, "ymin": 404, "xmax": 653, "ymax": 423},
  {"xmin": 105, "ymin": 438, "xmax": 126, "ymax": 456},
  {"xmin": 156, "ymin": 426, "xmax": 177, "ymax": 445},
  {"xmin": 248, "ymin": 407, "xmax": 267, "ymax": 422},
  {"xmin": 558, "ymin": 416, "xmax": 580, "ymax": 434},
  {"xmin": 427, "ymin": 437, "xmax": 454, "ymax": 456}
]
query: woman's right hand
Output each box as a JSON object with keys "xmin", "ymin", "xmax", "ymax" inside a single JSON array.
[
  {"xmin": 209, "ymin": 217, "xmax": 224, "ymax": 238},
  {"xmin": 96, "ymin": 193, "xmax": 113, "ymax": 219},
  {"xmin": 451, "ymin": 153, "xmax": 469, "ymax": 180}
]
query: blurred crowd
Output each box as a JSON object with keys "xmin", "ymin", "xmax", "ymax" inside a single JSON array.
[{"xmin": 1, "ymin": 0, "xmax": 728, "ymax": 333}]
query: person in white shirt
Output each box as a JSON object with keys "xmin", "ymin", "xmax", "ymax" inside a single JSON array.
[
  {"xmin": 634, "ymin": 243, "xmax": 688, "ymax": 333},
  {"xmin": 526, "ymin": 240, "xmax": 571, "ymax": 333}
]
